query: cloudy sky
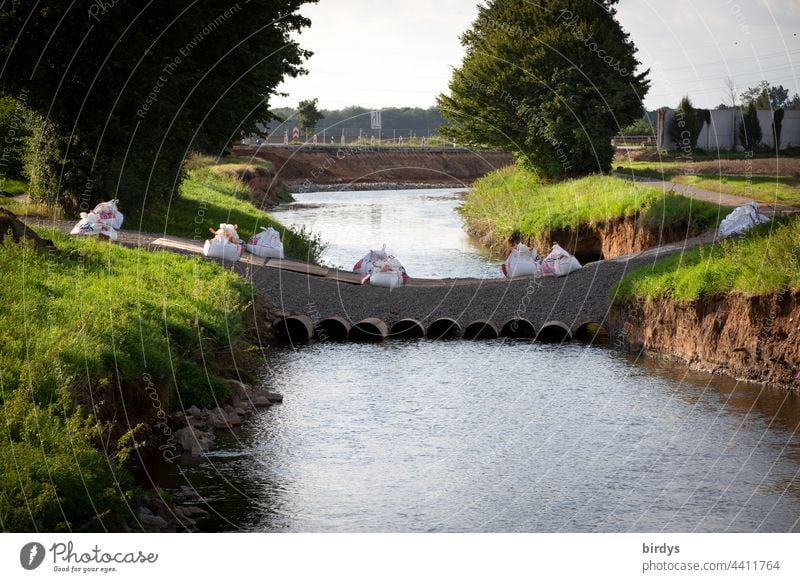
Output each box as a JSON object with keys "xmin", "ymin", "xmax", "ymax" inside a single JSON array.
[{"xmin": 272, "ymin": 0, "xmax": 800, "ymax": 112}]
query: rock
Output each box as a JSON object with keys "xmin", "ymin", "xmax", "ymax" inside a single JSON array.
[
  {"xmin": 253, "ymin": 395, "xmax": 272, "ymax": 408},
  {"xmin": 180, "ymin": 505, "xmax": 209, "ymax": 518},
  {"xmin": 226, "ymin": 379, "xmax": 252, "ymax": 403},
  {"xmin": 141, "ymin": 513, "xmax": 169, "ymax": 528},
  {"xmin": 265, "ymin": 392, "xmax": 283, "ymax": 403},
  {"xmin": 234, "ymin": 406, "xmax": 247, "ymax": 416},
  {"xmin": 223, "ymin": 404, "xmax": 236, "ymax": 414},
  {"xmin": 186, "ymin": 405, "xmax": 203, "ymax": 417},
  {"xmin": 175, "ymin": 427, "xmax": 214, "ymax": 455},
  {"xmin": 170, "ymin": 411, "xmax": 188, "ymax": 429},
  {"xmin": 207, "ymin": 409, "xmax": 229, "ymax": 429},
  {"xmin": 225, "ymin": 411, "xmax": 242, "ymax": 426}
]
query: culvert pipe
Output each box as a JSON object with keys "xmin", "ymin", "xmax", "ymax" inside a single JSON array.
[
  {"xmin": 427, "ymin": 318, "xmax": 462, "ymax": 340},
  {"xmin": 273, "ymin": 315, "xmax": 314, "ymax": 344},
  {"xmin": 463, "ymin": 320, "xmax": 499, "ymax": 340},
  {"xmin": 537, "ymin": 321, "xmax": 572, "ymax": 343},
  {"xmin": 348, "ymin": 318, "xmax": 389, "ymax": 342},
  {"xmin": 390, "ymin": 319, "xmax": 426, "ymax": 339},
  {"xmin": 500, "ymin": 318, "xmax": 537, "ymax": 338},
  {"xmin": 315, "ymin": 317, "xmax": 351, "ymax": 342}
]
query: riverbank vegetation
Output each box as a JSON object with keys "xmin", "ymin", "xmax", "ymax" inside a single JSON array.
[
  {"xmin": 613, "ymin": 215, "xmax": 800, "ymax": 301},
  {"xmin": 0, "ymin": 230, "xmax": 254, "ymax": 531},
  {"xmin": 462, "ymin": 164, "xmax": 723, "ymax": 253}
]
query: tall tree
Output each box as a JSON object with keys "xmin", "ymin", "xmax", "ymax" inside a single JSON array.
[
  {"xmin": 739, "ymin": 101, "xmax": 762, "ymax": 150},
  {"xmin": 668, "ymin": 96, "xmax": 708, "ymax": 150},
  {"xmin": 297, "ymin": 98, "xmax": 324, "ymax": 138},
  {"xmin": 437, "ymin": 0, "xmax": 649, "ymax": 178},
  {"xmin": 0, "ymin": 1, "xmax": 314, "ymax": 213},
  {"xmin": 740, "ymin": 81, "xmax": 789, "ymax": 109}
]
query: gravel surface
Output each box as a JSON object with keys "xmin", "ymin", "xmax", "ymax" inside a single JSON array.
[{"xmin": 22, "ymin": 215, "xmax": 715, "ymax": 332}]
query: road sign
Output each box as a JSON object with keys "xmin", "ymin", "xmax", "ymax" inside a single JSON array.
[
  {"xmin": 370, "ymin": 110, "xmax": 381, "ymax": 130},
  {"xmin": 292, "ymin": 126, "xmax": 300, "ymax": 140}
]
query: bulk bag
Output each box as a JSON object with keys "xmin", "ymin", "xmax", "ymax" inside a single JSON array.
[
  {"xmin": 367, "ymin": 255, "xmax": 409, "ymax": 288},
  {"xmin": 210, "ymin": 223, "xmax": 242, "ymax": 244},
  {"xmin": 246, "ymin": 226, "xmax": 284, "ymax": 259},
  {"xmin": 69, "ymin": 212, "xmax": 119, "ymax": 241},
  {"xmin": 539, "ymin": 243, "xmax": 581, "ymax": 277},
  {"xmin": 203, "ymin": 238, "xmax": 242, "ymax": 262},
  {"xmin": 719, "ymin": 202, "xmax": 770, "ymax": 238},
  {"xmin": 502, "ymin": 243, "xmax": 540, "ymax": 278},
  {"xmin": 353, "ymin": 245, "xmax": 389, "ymax": 275},
  {"xmin": 92, "ymin": 199, "xmax": 124, "ymax": 230}
]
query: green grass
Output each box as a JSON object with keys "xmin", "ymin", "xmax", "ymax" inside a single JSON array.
[
  {"xmin": 137, "ymin": 164, "xmax": 323, "ymax": 262},
  {"xmin": 0, "ymin": 178, "xmax": 27, "ymax": 196},
  {"xmin": 616, "ymin": 161, "xmax": 800, "ymax": 206},
  {"xmin": 614, "ymin": 216, "xmax": 800, "ymax": 302},
  {"xmin": 0, "ymin": 231, "xmax": 255, "ymax": 530},
  {"xmin": 463, "ymin": 165, "xmax": 723, "ymax": 252}
]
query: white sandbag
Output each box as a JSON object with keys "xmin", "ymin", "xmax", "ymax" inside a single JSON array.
[
  {"xmin": 502, "ymin": 243, "xmax": 540, "ymax": 278},
  {"xmin": 203, "ymin": 238, "xmax": 242, "ymax": 262},
  {"xmin": 368, "ymin": 270, "xmax": 404, "ymax": 289},
  {"xmin": 92, "ymin": 199, "xmax": 124, "ymax": 230},
  {"xmin": 719, "ymin": 202, "xmax": 770, "ymax": 238},
  {"xmin": 210, "ymin": 223, "xmax": 242, "ymax": 244},
  {"xmin": 353, "ymin": 245, "xmax": 389, "ymax": 275},
  {"xmin": 246, "ymin": 226, "xmax": 284, "ymax": 259},
  {"xmin": 539, "ymin": 243, "xmax": 581, "ymax": 277},
  {"xmin": 69, "ymin": 212, "xmax": 119, "ymax": 241}
]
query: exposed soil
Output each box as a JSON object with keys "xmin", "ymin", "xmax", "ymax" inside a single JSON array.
[
  {"xmin": 609, "ymin": 291, "xmax": 800, "ymax": 389},
  {"xmin": 616, "ymin": 149, "xmax": 800, "ymax": 177},
  {"xmin": 230, "ymin": 145, "xmax": 513, "ymax": 187},
  {"xmin": 470, "ymin": 214, "xmax": 699, "ymax": 264},
  {"xmin": 213, "ymin": 164, "xmax": 293, "ymax": 208}
]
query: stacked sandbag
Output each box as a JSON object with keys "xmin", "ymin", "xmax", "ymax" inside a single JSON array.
[
  {"xmin": 70, "ymin": 199, "xmax": 124, "ymax": 241},
  {"xmin": 539, "ymin": 243, "xmax": 581, "ymax": 277},
  {"xmin": 502, "ymin": 243, "xmax": 540, "ymax": 277},
  {"xmin": 354, "ymin": 245, "xmax": 409, "ymax": 289},
  {"xmin": 203, "ymin": 223, "xmax": 243, "ymax": 262},
  {"xmin": 246, "ymin": 226, "xmax": 284, "ymax": 259},
  {"xmin": 719, "ymin": 202, "xmax": 770, "ymax": 238},
  {"xmin": 70, "ymin": 211, "xmax": 119, "ymax": 241}
]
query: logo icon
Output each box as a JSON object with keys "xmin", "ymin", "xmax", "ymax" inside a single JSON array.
[{"xmin": 20, "ymin": 542, "xmax": 46, "ymax": 570}]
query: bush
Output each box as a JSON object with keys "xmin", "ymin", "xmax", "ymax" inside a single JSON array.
[
  {"xmin": 0, "ymin": 93, "xmax": 32, "ymax": 180},
  {"xmin": 0, "ymin": 389, "xmax": 133, "ymax": 532},
  {"xmin": 739, "ymin": 101, "xmax": 762, "ymax": 151}
]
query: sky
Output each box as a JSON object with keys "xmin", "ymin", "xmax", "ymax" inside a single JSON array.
[{"xmin": 271, "ymin": 0, "xmax": 800, "ymax": 112}]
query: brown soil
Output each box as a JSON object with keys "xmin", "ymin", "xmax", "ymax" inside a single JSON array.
[
  {"xmin": 230, "ymin": 145, "xmax": 513, "ymax": 187},
  {"xmin": 475, "ymin": 214, "xmax": 699, "ymax": 264},
  {"xmin": 213, "ymin": 164, "xmax": 292, "ymax": 208},
  {"xmin": 0, "ymin": 208, "xmax": 55, "ymax": 252},
  {"xmin": 609, "ymin": 291, "xmax": 800, "ymax": 389},
  {"xmin": 616, "ymin": 150, "xmax": 800, "ymax": 177}
]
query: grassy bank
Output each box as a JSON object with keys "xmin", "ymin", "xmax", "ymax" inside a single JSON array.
[
  {"xmin": 0, "ymin": 230, "xmax": 254, "ymax": 531},
  {"xmin": 138, "ymin": 159, "xmax": 321, "ymax": 262},
  {"xmin": 614, "ymin": 160, "xmax": 800, "ymax": 206},
  {"xmin": 463, "ymin": 165, "xmax": 723, "ymax": 253},
  {"xmin": 614, "ymin": 216, "xmax": 800, "ymax": 302}
]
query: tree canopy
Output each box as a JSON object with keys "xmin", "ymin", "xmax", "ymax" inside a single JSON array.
[
  {"xmin": 0, "ymin": 1, "xmax": 314, "ymax": 212},
  {"xmin": 437, "ymin": 0, "xmax": 649, "ymax": 179}
]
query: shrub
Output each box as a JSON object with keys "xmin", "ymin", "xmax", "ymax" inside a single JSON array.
[{"xmin": 739, "ymin": 101, "xmax": 762, "ymax": 151}]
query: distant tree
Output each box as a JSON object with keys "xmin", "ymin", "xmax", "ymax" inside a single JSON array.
[
  {"xmin": 772, "ymin": 107, "xmax": 785, "ymax": 150},
  {"xmin": 668, "ymin": 96, "xmax": 708, "ymax": 150},
  {"xmin": 723, "ymin": 76, "xmax": 737, "ymax": 108},
  {"xmin": 298, "ymin": 99, "xmax": 324, "ymax": 138},
  {"xmin": 620, "ymin": 117, "xmax": 655, "ymax": 136},
  {"xmin": 739, "ymin": 101, "xmax": 762, "ymax": 150},
  {"xmin": 437, "ymin": 0, "xmax": 649, "ymax": 178},
  {"xmin": 788, "ymin": 94, "xmax": 800, "ymax": 111},
  {"xmin": 740, "ymin": 81, "xmax": 790, "ymax": 109},
  {"xmin": 715, "ymin": 103, "xmax": 732, "ymax": 110}
]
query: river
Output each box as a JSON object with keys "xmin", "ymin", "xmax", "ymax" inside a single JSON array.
[{"xmin": 162, "ymin": 188, "xmax": 800, "ymax": 532}]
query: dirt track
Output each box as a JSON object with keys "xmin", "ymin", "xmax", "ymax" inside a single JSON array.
[{"xmin": 231, "ymin": 145, "xmax": 513, "ymax": 187}]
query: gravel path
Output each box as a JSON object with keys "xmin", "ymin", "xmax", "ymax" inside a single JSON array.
[{"xmin": 22, "ymin": 215, "xmax": 715, "ymax": 332}]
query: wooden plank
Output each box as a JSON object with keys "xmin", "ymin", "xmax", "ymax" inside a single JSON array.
[
  {"xmin": 150, "ymin": 236, "xmax": 204, "ymax": 254},
  {"xmin": 325, "ymin": 270, "xmax": 364, "ymax": 285},
  {"xmin": 265, "ymin": 258, "xmax": 329, "ymax": 277},
  {"xmin": 404, "ymin": 278, "xmax": 446, "ymax": 288}
]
